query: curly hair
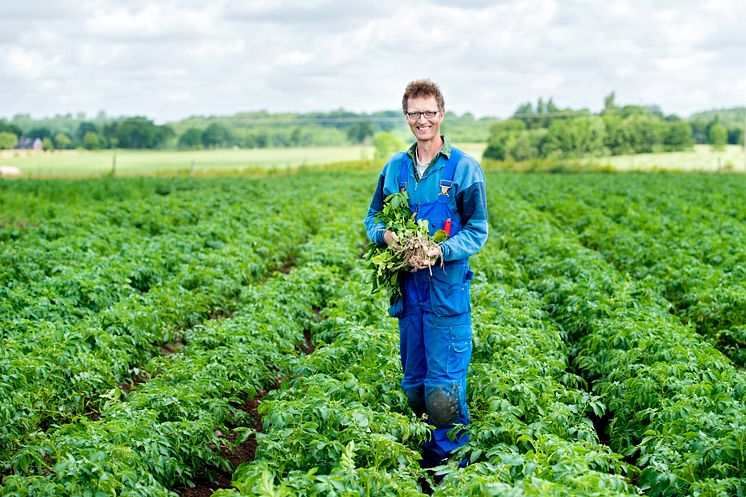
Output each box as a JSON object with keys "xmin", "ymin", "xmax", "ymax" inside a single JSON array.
[{"xmin": 402, "ymin": 79, "xmax": 445, "ymax": 114}]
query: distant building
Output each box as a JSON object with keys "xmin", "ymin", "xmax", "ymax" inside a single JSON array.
[{"xmin": 16, "ymin": 138, "xmax": 43, "ymax": 151}]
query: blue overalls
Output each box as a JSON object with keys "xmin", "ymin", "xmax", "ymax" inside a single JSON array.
[{"xmin": 395, "ymin": 149, "xmax": 473, "ymax": 467}]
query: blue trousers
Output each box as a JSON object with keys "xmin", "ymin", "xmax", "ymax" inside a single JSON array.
[{"xmin": 399, "ymin": 267, "xmax": 471, "ymax": 464}]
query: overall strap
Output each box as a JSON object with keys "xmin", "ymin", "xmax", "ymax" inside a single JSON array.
[
  {"xmin": 439, "ymin": 148, "xmax": 462, "ymax": 196},
  {"xmin": 398, "ymin": 153, "xmax": 409, "ymax": 192}
]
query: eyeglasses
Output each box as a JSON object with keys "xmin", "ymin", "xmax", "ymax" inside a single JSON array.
[{"xmin": 405, "ymin": 110, "xmax": 439, "ymax": 120}]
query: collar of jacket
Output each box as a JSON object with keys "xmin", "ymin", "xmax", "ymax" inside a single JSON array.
[{"xmin": 406, "ymin": 135, "xmax": 452, "ymax": 180}]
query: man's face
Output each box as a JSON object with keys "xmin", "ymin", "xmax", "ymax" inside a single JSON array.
[{"xmin": 406, "ymin": 95, "xmax": 443, "ymax": 143}]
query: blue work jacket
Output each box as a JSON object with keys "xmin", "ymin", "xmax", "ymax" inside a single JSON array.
[{"xmin": 364, "ymin": 140, "xmax": 488, "ymax": 263}]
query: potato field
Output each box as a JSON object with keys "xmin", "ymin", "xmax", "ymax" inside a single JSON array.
[{"xmin": 0, "ymin": 170, "xmax": 744, "ymax": 496}]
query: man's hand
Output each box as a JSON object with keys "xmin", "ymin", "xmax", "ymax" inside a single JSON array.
[
  {"xmin": 409, "ymin": 245, "xmax": 442, "ymax": 270},
  {"xmin": 384, "ymin": 230, "xmax": 400, "ymax": 249}
]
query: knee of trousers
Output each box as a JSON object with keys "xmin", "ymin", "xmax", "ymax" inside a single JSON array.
[
  {"xmin": 425, "ymin": 383, "xmax": 464, "ymax": 427},
  {"xmin": 403, "ymin": 386, "xmax": 426, "ymax": 418}
]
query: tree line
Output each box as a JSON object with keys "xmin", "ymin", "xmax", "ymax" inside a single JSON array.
[
  {"xmin": 1, "ymin": 97, "xmax": 743, "ymax": 155},
  {"xmin": 0, "ymin": 115, "xmax": 173, "ymax": 151},
  {"xmin": 483, "ymin": 93, "xmax": 743, "ymax": 161},
  {"xmin": 0, "ymin": 109, "xmax": 500, "ymax": 152}
]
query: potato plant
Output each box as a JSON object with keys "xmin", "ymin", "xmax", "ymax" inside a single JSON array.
[
  {"xmin": 486, "ymin": 183, "xmax": 746, "ymax": 496},
  {"xmin": 2, "ymin": 170, "xmax": 745, "ymax": 496}
]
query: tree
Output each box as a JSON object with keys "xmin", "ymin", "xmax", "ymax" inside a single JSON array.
[
  {"xmin": 602, "ymin": 115, "xmax": 631, "ymax": 154},
  {"xmin": 27, "ymin": 127, "xmax": 52, "ymax": 140},
  {"xmin": 603, "ymin": 92, "xmax": 618, "ymax": 115},
  {"xmin": 731, "ymin": 126, "xmax": 744, "ymax": 146},
  {"xmin": 202, "ymin": 123, "xmax": 232, "ymax": 148},
  {"xmin": 546, "ymin": 98, "xmax": 560, "ymax": 113},
  {"xmin": 663, "ymin": 121, "xmax": 694, "ymax": 151},
  {"xmin": 0, "ymin": 120, "xmax": 22, "ymax": 138},
  {"xmin": 82, "ymin": 131, "xmax": 103, "ymax": 150},
  {"xmin": 54, "ymin": 133, "xmax": 72, "ymax": 149},
  {"xmin": 178, "ymin": 128, "xmax": 204, "ymax": 149},
  {"xmin": 621, "ymin": 114, "xmax": 664, "ymax": 153},
  {"xmin": 512, "ymin": 102, "xmax": 534, "ymax": 128},
  {"xmin": 542, "ymin": 116, "xmax": 607, "ymax": 157},
  {"xmin": 155, "ymin": 125, "xmax": 175, "ymax": 148},
  {"xmin": 76, "ymin": 122, "xmax": 100, "ymax": 141},
  {"xmin": 102, "ymin": 123, "xmax": 118, "ymax": 148},
  {"xmin": 0, "ymin": 131, "xmax": 18, "ymax": 149},
  {"xmin": 115, "ymin": 117, "xmax": 165, "ymax": 149},
  {"xmin": 709, "ymin": 123, "xmax": 728, "ymax": 151},
  {"xmin": 372, "ymin": 132, "xmax": 404, "ymax": 160},
  {"xmin": 42, "ymin": 137, "xmax": 54, "ymax": 151},
  {"xmin": 509, "ymin": 130, "xmax": 545, "ymax": 161},
  {"xmin": 484, "ymin": 119, "xmax": 528, "ymax": 160},
  {"xmin": 346, "ymin": 122, "xmax": 374, "ymax": 144}
]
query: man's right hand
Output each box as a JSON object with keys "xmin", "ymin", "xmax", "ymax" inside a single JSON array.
[{"xmin": 384, "ymin": 230, "xmax": 400, "ymax": 249}]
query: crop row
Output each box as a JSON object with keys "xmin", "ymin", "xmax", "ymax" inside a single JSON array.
[
  {"xmin": 0, "ymin": 173, "xmax": 370, "ymax": 495},
  {"xmin": 3, "ymin": 170, "xmax": 744, "ymax": 496},
  {"xmin": 214, "ymin": 173, "xmax": 639, "ymax": 496},
  {"xmin": 507, "ymin": 173, "xmax": 746, "ymax": 365},
  {"xmin": 486, "ymin": 177, "xmax": 746, "ymax": 496},
  {"xmin": 0, "ymin": 176, "xmax": 341, "ymax": 464},
  {"xmin": 436, "ymin": 235, "xmax": 638, "ymax": 495}
]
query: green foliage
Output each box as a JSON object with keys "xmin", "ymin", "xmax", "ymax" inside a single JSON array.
[
  {"xmin": 202, "ymin": 123, "xmax": 233, "ymax": 148},
  {"xmin": 372, "ymin": 132, "xmax": 404, "ymax": 160},
  {"xmin": 483, "ymin": 120, "xmax": 547, "ymax": 162},
  {"xmin": 689, "ymin": 107, "xmax": 745, "ymax": 144},
  {"xmin": 363, "ymin": 192, "xmax": 434, "ymax": 299},
  {"xmin": 0, "ymin": 131, "xmax": 18, "ymax": 149},
  {"xmin": 663, "ymin": 120, "xmax": 694, "ymax": 151},
  {"xmin": 54, "ymin": 132, "xmax": 72, "ymax": 149},
  {"xmin": 0, "ymin": 119, "xmax": 22, "ymax": 138},
  {"xmin": 346, "ymin": 122, "xmax": 374, "ymax": 144},
  {"xmin": 709, "ymin": 123, "xmax": 728, "ymax": 151},
  {"xmin": 2, "ymin": 170, "xmax": 746, "ymax": 496},
  {"xmin": 487, "ymin": 96, "xmax": 700, "ymax": 161},
  {"xmin": 82, "ymin": 131, "xmax": 103, "ymax": 150},
  {"xmin": 542, "ymin": 116, "xmax": 607, "ymax": 157},
  {"xmin": 177, "ymin": 128, "xmax": 204, "ymax": 149},
  {"xmin": 27, "ymin": 126, "xmax": 53, "ymax": 140},
  {"xmin": 115, "ymin": 117, "xmax": 172, "ymax": 149},
  {"xmin": 488, "ymin": 173, "xmax": 746, "ymax": 496},
  {"xmin": 513, "ymin": 173, "xmax": 746, "ymax": 366}
]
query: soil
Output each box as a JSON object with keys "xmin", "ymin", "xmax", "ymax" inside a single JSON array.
[
  {"xmin": 172, "ymin": 392, "xmax": 267, "ymax": 496},
  {"xmin": 172, "ymin": 313, "xmax": 314, "ymax": 495},
  {"xmin": 298, "ymin": 328, "xmax": 315, "ymax": 355}
]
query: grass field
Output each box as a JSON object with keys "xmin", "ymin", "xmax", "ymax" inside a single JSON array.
[
  {"xmin": 2, "ymin": 142, "xmax": 742, "ymax": 178},
  {"xmin": 0, "ymin": 143, "xmax": 489, "ymax": 178},
  {"xmin": 587, "ymin": 144, "xmax": 746, "ymax": 171},
  {"xmin": 0, "ymin": 146, "xmax": 374, "ymax": 177}
]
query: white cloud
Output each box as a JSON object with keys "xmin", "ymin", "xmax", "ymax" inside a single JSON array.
[
  {"xmin": 5, "ymin": 46, "xmax": 59, "ymax": 80},
  {"xmin": 0, "ymin": 0, "xmax": 744, "ymax": 122}
]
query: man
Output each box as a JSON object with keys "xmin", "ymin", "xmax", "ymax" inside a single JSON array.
[{"xmin": 364, "ymin": 79, "xmax": 488, "ymax": 468}]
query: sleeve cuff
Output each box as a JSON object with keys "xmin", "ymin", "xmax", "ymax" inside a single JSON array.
[
  {"xmin": 375, "ymin": 227, "xmax": 386, "ymax": 245},
  {"xmin": 439, "ymin": 242, "xmax": 451, "ymax": 260}
]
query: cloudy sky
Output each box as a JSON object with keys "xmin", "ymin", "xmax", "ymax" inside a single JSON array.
[{"xmin": 2, "ymin": 0, "xmax": 744, "ymax": 123}]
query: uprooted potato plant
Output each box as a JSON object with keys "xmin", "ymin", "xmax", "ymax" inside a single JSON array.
[{"xmin": 364, "ymin": 192, "xmax": 447, "ymax": 300}]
